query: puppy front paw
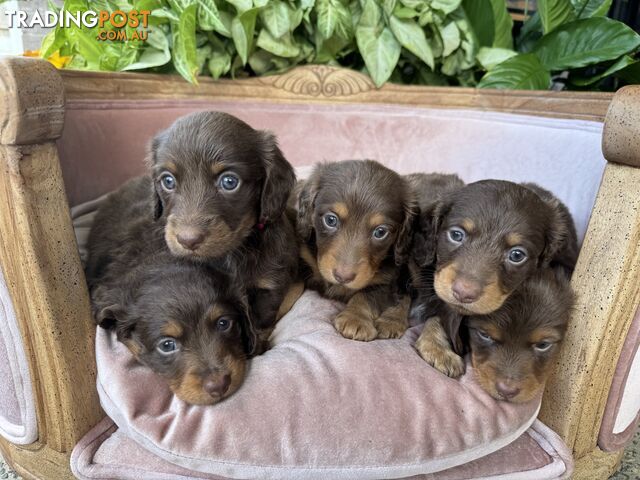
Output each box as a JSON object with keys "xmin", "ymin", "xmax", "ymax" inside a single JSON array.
[
  {"xmin": 415, "ymin": 318, "xmax": 465, "ymax": 377},
  {"xmin": 334, "ymin": 310, "xmax": 378, "ymax": 341},
  {"xmin": 375, "ymin": 317, "xmax": 407, "ymax": 339}
]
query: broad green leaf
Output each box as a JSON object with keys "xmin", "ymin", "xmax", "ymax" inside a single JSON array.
[
  {"xmin": 538, "ymin": 0, "xmax": 574, "ymax": 33},
  {"xmin": 122, "ymin": 47, "xmax": 171, "ymax": 70},
  {"xmin": 257, "ymin": 30, "xmax": 301, "ymax": 57},
  {"xmin": 440, "ymin": 21, "xmax": 460, "ymax": 57},
  {"xmin": 261, "ymin": 0, "xmax": 290, "ymax": 37},
  {"xmin": 67, "ymin": 27, "xmax": 104, "ymax": 69},
  {"xmin": 383, "ymin": 0, "xmax": 397, "ymax": 16},
  {"xmin": 198, "ymin": 0, "xmax": 229, "ymax": 35},
  {"xmin": 208, "ymin": 48, "xmax": 231, "ymax": 79},
  {"xmin": 301, "ymin": 0, "xmax": 315, "ymax": 9},
  {"xmin": 146, "ymin": 28, "xmax": 170, "ymax": 52},
  {"xmin": 571, "ymin": 55, "xmax": 637, "ymax": 85},
  {"xmin": 431, "ymin": 0, "xmax": 461, "ymax": 15},
  {"xmin": 478, "ymin": 53, "xmax": 550, "ymax": 89},
  {"xmin": 356, "ymin": 25, "xmax": 402, "ymax": 86},
  {"xmin": 571, "ymin": 0, "xmax": 612, "ymax": 18},
  {"xmin": 389, "ymin": 16, "xmax": 434, "ymax": 68},
  {"xmin": 167, "ymin": 0, "xmax": 195, "ymax": 13},
  {"xmin": 534, "ymin": 17, "xmax": 640, "ymax": 70},
  {"xmin": 461, "ymin": 0, "xmax": 494, "ymax": 47},
  {"xmin": 359, "ymin": 0, "xmax": 381, "ymax": 28},
  {"xmin": 477, "ymin": 46, "xmax": 517, "ymax": 70},
  {"xmin": 227, "ymin": 0, "xmax": 252, "ymax": 13},
  {"xmin": 196, "ymin": 45, "xmax": 213, "ymax": 73},
  {"xmin": 248, "ymin": 49, "xmax": 274, "ymax": 74},
  {"xmin": 394, "ymin": 6, "xmax": 418, "ymax": 18},
  {"xmin": 317, "ymin": 0, "xmax": 352, "ymax": 40},
  {"xmin": 441, "ymin": 50, "xmax": 463, "ymax": 75},
  {"xmin": 40, "ymin": 28, "xmax": 66, "ymax": 58},
  {"xmin": 171, "ymin": 3, "xmax": 199, "ymax": 83},
  {"xmin": 151, "ymin": 8, "xmax": 180, "ymax": 22},
  {"xmin": 517, "ymin": 11, "xmax": 542, "ymax": 53},
  {"xmin": 231, "ymin": 8, "xmax": 259, "ymax": 64},
  {"xmin": 489, "ymin": 0, "xmax": 513, "ymax": 48}
]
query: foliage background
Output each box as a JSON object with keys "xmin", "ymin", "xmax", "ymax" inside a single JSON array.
[{"xmin": 41, "ymin": 0, "xmax": 640, "ymax": 89}]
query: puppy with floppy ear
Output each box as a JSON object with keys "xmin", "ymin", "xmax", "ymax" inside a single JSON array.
[
  {"xmin": 88, "ymin": 112, "xmax": 299, "ymax": 351},
  {"xmin": 409, "ymin": 178, "xmax": 578, "ymax": 377},
  {"xmin": 90, "ymin": 251, "xmax": 256, "ymax": 405},
  {"xmin": 295, "ymin": 160, "xmax": 416, "ymax": 341}
]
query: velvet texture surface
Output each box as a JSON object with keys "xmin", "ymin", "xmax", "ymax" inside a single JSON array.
[{"xmin": 95, "ymin": 291, "xmax": 543, "ymax": 479}]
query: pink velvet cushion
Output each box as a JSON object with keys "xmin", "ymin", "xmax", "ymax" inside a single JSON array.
[
  {"xmin": 71, "ymin": 417, "xmax": 573, "ymax": 479},
  {"xmin": 96, "ymin": 291, "xmax": 543, "ymax": 480}
]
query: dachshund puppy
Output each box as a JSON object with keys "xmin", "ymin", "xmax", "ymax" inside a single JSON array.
[
  {"xmin": 87, "ymin": 111, "xmax": 298, "ymax": 345},
  {"xmin": 295, "ymin": 160, "xmax": 416, "ymax": 341},
  {"xmin": 91, "ymin": 254, "xmax": 254, "ymax": 405},
  {"xmin": 467, "ymin": 269, "xmax": 573, "ymax": 403},
  {"xmin": 410, "ymin": 178, "xmax": 578, "ymax": 376}
]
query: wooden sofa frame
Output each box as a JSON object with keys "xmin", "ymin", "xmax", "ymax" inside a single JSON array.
[{"xmin": 0, "ymin": 56, "xmax": 638, "ymax": 480}]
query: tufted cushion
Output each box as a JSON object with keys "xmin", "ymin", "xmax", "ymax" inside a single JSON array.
[{"xmin": 0, "ymin": 266, "xmax": 37, "ymax": 444}]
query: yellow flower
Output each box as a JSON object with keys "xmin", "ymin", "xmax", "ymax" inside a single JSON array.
[{"xmin": 22, "ymin": 50, "xmax": 72, "ymax": 69}]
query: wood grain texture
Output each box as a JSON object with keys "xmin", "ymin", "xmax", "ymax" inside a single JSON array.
[
  {"xmin": 0, "ymin": 142, "xmax": 103, "ymax": 475},
  {"xmin": 539, "ymin": 162, "xmax": 640, "ymax": 457},
  {"xmin": 60, "ymin": 64, "xmax": 613, "ymax": 121},
  {"xmin": 0, "ymin": 57, "xmax": 65, "ymax": 145}
]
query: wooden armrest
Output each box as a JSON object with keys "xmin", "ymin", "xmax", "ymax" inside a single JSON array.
[{"xmin": 0, "ymin": 57, "xmax": 102, "ymax": 479}]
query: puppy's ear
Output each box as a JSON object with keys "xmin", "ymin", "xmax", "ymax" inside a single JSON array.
[
  {"xmin": 296, "ymin": 171, "xmax": 321, "ymax": 241},
  {"xmin": 394, "ymin": 193, "xmax": 418, "ymax": 265},
  {"xmin": 258, "ymin": 132, "xmax": 296, "ymax": 225},
  {"xmin": 523, "ymin": 183, "xmax": 578, "ymax": 277},
  {"xmin": 238, "ymin": 294, "xmax": 260, "ymax": 356},
  {"xmin": 147, "ymin": 132, "xmax": 166, "ymax": 221},
  {"xmin": 412, "ymin": 200, "xmax": 448, "ymax": 268}
]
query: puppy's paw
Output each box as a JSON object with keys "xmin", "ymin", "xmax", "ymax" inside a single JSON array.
[
  {"xmin": 334, "ymin": 310, "xmax": 378, "ymax": 341},
  {"xmin": 375, "ymin": 318, "xmax": 407, "ymax": 339},
  {"xmin": 415, "ymin": 318, "xmax": 465, "ymax": 377}
]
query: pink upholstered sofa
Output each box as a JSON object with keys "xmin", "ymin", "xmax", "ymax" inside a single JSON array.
[{"xmin": 0, "ymin": 56, "xmax": 639, "ymax": 480}]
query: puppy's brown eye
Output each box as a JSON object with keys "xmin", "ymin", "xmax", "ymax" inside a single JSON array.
[
  {"xmin": 372, "ymin": 225, "xmax": 389, "ymax": 240},
  {"xmin": 216, "ymin": 317, "xmax": 233, "ymax": 331},
  {"xmin": 447, "ymin": 227, "xmax": 466, "ymax": 244},
  {"xmin": 218, "ymin": 173, "xmax": 240, "ymax": 191},
  {"xmin": 156, "ymin": 337, "xmax": 179, "ymax": 355},
  {"xmin": 161, "ymin": 173, "xmax": 176, "ymax": 191},
  {"xmin": 323, "ymin": 213, "xmax": 339, "ymax": 230},
  {"xmin": 507, "ymin": 248, "xmax": 528, "ymax": 264},
  {"xmin": 533, "ymin": 341, "xmax": 553, "ymax": 353}
]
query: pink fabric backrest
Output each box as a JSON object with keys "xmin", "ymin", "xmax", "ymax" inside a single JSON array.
[
  {"xmin": 0, "ymin": 266, "xmax": 37, "ymax": 445},
  {"xmin": 57, "ymin": 100, "xmax": 606, "ymax": 243}
]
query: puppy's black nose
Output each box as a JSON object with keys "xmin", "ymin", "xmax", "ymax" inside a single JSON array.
[
  {"xmin": 177, "ymin": 230, "xmax": 204, "ymax": 250},
  {"xmin": 333, "ymin": 268, "xmax": 356, "ymax": 284},
  {"xmin": 496, "ymin": 381, "xmax": 521, "ymax": 400},
  {"xmin": 203, "ymin": 374, "xmax": 231, "ymax": 397},
  {"xmin": 452, "ymin": 278, "xmax": 481, "ymax": 303}
]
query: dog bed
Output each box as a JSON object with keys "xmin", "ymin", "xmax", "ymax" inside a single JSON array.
[{"xmin": 70, "ymin": 175, "xmax": 573, "ymax": 480}]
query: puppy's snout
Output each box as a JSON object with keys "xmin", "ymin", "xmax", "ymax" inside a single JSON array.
[
  {"xmin": 495, "ymin": 380, "xmax": 521, "ymax": 400},
  {"xmin": 177, "ymin": 229, "xmax": 205, "ymax": 251},
  {"xmin": 333, "ymin": 267, "xmax": 356, "ymax": 285},
  {"xmin": 203, "ymin": 374, "xmax": 231, "ymax": 397},
  {"xmin": 452, "ymin": 278, "xmax": 482, "ymax": 303}
]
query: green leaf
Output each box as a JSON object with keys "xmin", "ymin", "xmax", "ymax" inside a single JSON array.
[
  {"xmin": 571, "ymin": 0, "xmax": 612, "ymax": 18},
  {"xmin": 538, "ymin": 0, "xmax": 574, "ymax": 34},
  {"xmin": 477, "ymin": 46, "xmax": 517, "ymax": 70},
  {"xmin": 439, "ymin": 21, "xmax": 460, "ymax": 57},
  {"xmin": 389, "ymin": 16, "xmax": 434, "ymax": 68},
  {"xmin": 260, "ymin": 0, "xmax": 290, "ymax": 37},
  {"xmin": 40, "ymin": 28, "xmax": 66, "ymax": 58},
  {"xmin": 317, "ymin": 0, "xmax": 352, "ymax": 40},
  {"xmin": 478, "ymin": 53, "xmax": 550, "ymax": 89},
  {"xmin": 616, "ymin": 60, "xmax": 640, "ymax": 83},
  {"xmin": 534, "ymin": 17, "xmax": 640, "ymax": 70},
  {"xmin": 256, "ymin": 30, "xmax": 301, "ymax": 57},
  {"xmin": 67, "ymin": 27, "xmax": 104, "ymax": 69},
  {"xmin": 151, "ymin": 8, "xmax": 180, "ymax": 22},
  {"xmin": 382, "ymin": 0, "xmax": 397, "ymax": 16},
  {"xmin": 209, "ymin": 48, "xmax": 232, "ymax": 78},
  {"xmin": 227, "ymin": 0, "xmax": 252, "ymax": 13},
  {"xmin": 359, "ymin": 0, "xmax": 381, "ymax": 28},
  {"xmin": 431, "ymin": 0, "xmax": 461, "ymax": 15},
  {"xmin": 489, "ymin": 0, "xmax": 513, "ymax": 48},
  {"xmin": 171, "ymin": 3, "xmax": 199, "ymax": 82},
  {"xmin": 356, "ymin": 25, "xmax": 401, "ymax": 86},
  {"xmin": 571, "ymin": 55, "xmax": 637, "ymax": 85},
  {"xmin": 394, "ymin": 6, "xmax": 418, "ymax": 18},
  {"xmin": 122, "ymin": 47, "xmax": 171, "ymax": 70},
  {"xmin": 231, "ymin": 7, "xmax": 259, "ymax": 65},
  {"xmin": 197, "ymin": 0, "xmax": 229, "ymax": 35},
  {"xmin": 461, "ymin": 0, "xmax": 494, "ymax": 47}
]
